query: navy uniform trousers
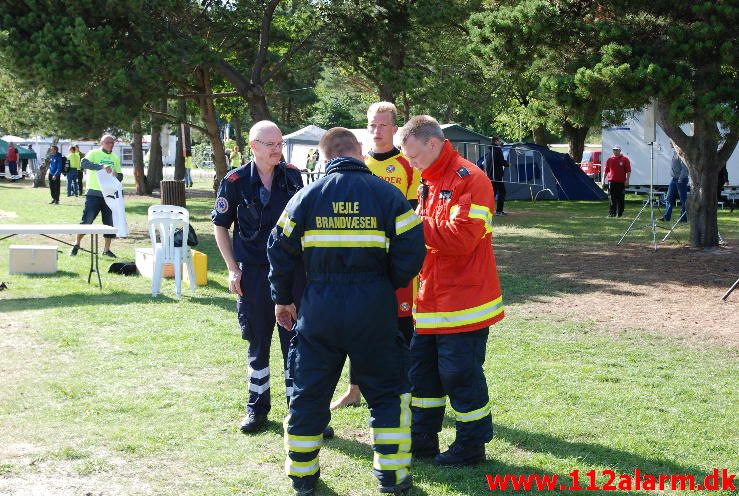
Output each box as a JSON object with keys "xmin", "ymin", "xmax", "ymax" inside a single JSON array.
[
  {"xmin": 237, "ymin": 263, "xmax": 305, "ymax": 417},
  {"xmin": 285, "ymin": 279, "xmax": 412, "ymax": 491},
  {"xmin": 409, "ymin": 327, "xmax": 493, "ymax": 444}
]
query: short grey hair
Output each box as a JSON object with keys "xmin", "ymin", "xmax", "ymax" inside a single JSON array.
[
  {"xmin": 319, "ymin": 127, "xmax": 360, "ymax": 160},
  {"xmin": 249, "ymin": 120, "xmax": 280, "ymax": 142},
  {"xmin": 100, "ymin": 134, "xmax": 116, "ymax": 143},
  {"xmin": 397, "ymin": 115, "xmax": 445, "ymax": 145}
]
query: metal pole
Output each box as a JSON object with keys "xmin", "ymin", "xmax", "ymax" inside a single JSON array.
[{"xmin": 650, "ymin": 142, "xmax": 657, "ymax": 250}]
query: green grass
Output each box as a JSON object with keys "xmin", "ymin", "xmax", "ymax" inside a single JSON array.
[{"xmin": 1, "ymin": 179, "xmax": 737, "ymax": 495}]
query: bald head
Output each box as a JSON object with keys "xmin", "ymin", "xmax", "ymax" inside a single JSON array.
[
  {"xmin": 249, "ymin": 120, "xmax": 281, "ymax": 142},
  {"xmin": 319, "ymin": 127, "xmax": 362, "ymax": 161},
  {"xmin": 249, "ymin": 120, "xmax": 283, "ymax": 168}
]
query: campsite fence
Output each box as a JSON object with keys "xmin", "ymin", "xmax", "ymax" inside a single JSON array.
[
  {"xmin": 455, "ymin": 142, "xmax": 553, "ymax": 200},
  {"xmin": 295, "ymin": 142, "xmax": 552, "ymax": 200}
]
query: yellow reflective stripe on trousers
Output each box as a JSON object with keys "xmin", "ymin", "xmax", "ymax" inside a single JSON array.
[
  {"xmin": 395, "ymin": 209, "xmax": 421, "ymax": 235},
  {"xmin": 451, "ymin": 400, "xmax": 492, "ymax": 422},
  {"xmin": 371, "ymin": 393, "xmax": 412, "ymax": 447},
  {"xmin": 414, "ymin": 296, "xmax": 504, "ymax": 329},
  {"xmin": 371, "ymin": 428, "xmax": 411, "ymax": 445},
  {"xmin": 277, "ymin": 210, "xmax": 296, "ymax": 238},
  {"xmin": 301, "ymin": 229, "xmax": 389, "ymax": 250},
  {"xmin": 285, "ymin": 433, "xmax": 323, "ymax": 453},
  {"xmin": 399, "ymin": 392, "xmax": 411, "ymax": 428},
  {"xmin": 411, "ymin": 396, "xmax": 446, "ymax": 408},
  {"xmin": 373, "ymin": 452, "xmax": 412, "ymax": 471},
  {"xmin": 285, "ymin": 455, "xmax": 320, "ymax": 476}
]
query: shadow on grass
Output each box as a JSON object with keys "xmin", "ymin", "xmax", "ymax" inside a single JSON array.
[
  {"xmin": 313, "ymin": 422, "xmax": 711, "ymax": 496},
  {"xmin": 20, "ymin": 270, "xmax": 80, "ymax": 278}
]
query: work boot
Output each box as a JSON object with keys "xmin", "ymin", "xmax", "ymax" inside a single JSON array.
[
  {"xmin": 239, "ymin": 412, "xmax": 267, "ymax": 434},
  {"xmin": 322, "ymin": 425, "xmax": 335, "ymax": 440},
  {"xmin": 379, "ymin": 473, "xmax": 413, "ymax": 494},
  {"xmin": 411, "ymin": 432, "xmax": 439, "ymax": 458},
  {"xmin": 69, "ymin": 245, "xmax": 80, "ymax": 256},
  {"xmin": 434, "ymin": 441, "xmax": 486, "ymax": 467}
]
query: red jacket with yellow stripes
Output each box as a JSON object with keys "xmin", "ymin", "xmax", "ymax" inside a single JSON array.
[{"xmin": 414, "ymin": 140, "xmax": 504, "ymax": 334}]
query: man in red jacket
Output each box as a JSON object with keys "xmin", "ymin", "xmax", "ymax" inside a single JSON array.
[
  {"xmin": 602, "ymin": 145, "xmax": 631, "ymax": 217},
  {"xmin": 398, "ymin": 115, "xmax": 505, "ymax": 467}
]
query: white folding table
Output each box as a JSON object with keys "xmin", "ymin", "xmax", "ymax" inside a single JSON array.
[{"xmin": 0, "ymin": 224, "xmax": 118, "ymax": 288}]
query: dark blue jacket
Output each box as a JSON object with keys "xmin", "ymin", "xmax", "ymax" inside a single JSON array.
[
  {"xmin": 212, "ymin": 160, "xmax": 303, "ymax": 265},
  {"xmin": 267, "ymin": 156, "xmax": 426, "ymax": 305},
  {"xmin": 49, "ymin": 152, "xmax": 63, "ymax": 176}
]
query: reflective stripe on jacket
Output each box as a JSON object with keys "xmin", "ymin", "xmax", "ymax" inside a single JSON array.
[
  {"xmin": 268, "ymin": 156, "xmax": 425, "ymax": 305},
  {"xmin": 414, "ymin": 140, "xmax": 504, "ymax": 334}
]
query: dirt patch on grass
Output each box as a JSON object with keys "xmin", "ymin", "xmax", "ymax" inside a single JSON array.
[{"xmin": 497, "ymin": 240, "xmax": 739, "ymax": 349}]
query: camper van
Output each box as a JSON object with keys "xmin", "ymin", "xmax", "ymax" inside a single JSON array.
[{"xmin": 602, "ymin": 109, "xmax": 738, "ymax": 190}]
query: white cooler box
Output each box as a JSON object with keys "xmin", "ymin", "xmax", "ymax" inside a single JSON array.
[{"xmin": 9, "ymin": 245, "xmax": 58, "ymax": 274}]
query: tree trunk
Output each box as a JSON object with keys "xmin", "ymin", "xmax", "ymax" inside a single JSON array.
[
  {"xmin": 233, "ymin": 115, "xmax": 246, "ymax": 151},
  {"xmin": 688, "ymin": 166, "xmax": 720, "ymax": 247},
  {"xmin": 656, "ymin": 100, "xmax": 738, "ymax": 248},
  {"xmin": 132, "ymin": 118, "xmax": 148, "ymax": 195},
  {"xmin": 378, "ymin": 84, "xmax": 396, "ymax": 104},
  {"xmin": 563, "ymin": 122, "xmax": 589, "ymax": 163},
  {"xmin": 532, "ymin": 124, "xmax": 548, "ymax": 147},
  {"xmin": 174, "ymin": 98, "xmax": 186, "ymax": 181},
  {"xmin": 247, "ymin": 92, "xmax": 272, "ymax": 122},
  {"xmin": 147, "ymin": 101, "xmax": 165, "ymax": 191},
  {"xmin": 33, "ymin": 140, "xmax": 57, "ymax": 188},
  {"xmin": 444, "ymin": 105, "xmax": 455, "ymax": 123},
  {"xmin": 196, "ymin": 68, "xmax": 228, "ymax": 190}
]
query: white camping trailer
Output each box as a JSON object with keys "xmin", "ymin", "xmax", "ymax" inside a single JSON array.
[{"xmin": 602, "ymin": 109, "xmax": 738, "ymax": 188}]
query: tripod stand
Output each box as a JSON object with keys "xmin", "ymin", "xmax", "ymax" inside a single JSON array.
[{"xmin": 617, "ymin": 142, "xmax": 668, "ymax": 250}]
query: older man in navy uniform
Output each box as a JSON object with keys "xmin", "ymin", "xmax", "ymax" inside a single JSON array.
[{"xmin": 213, "ymin": 121, "xmax": 329, "ymax": 435}]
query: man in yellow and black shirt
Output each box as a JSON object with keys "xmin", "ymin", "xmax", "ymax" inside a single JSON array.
[{"xmin": 331, "ymin": 101, "xmax": 422, "ymax": 410}]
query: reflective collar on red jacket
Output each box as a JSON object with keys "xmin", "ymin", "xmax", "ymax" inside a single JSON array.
[{"xmin": 421, "ymin": 139, "xmax": 456, "ymax": 182}]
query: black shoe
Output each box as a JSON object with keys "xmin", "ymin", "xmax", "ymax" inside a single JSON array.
[
  {"xmin": 239, "ymin": 412, "xmax": 267, "ymax": 433},
  {"xmin": 607, "ymin": 214, "xmax": 615, "ymax": 218},
  {"xmin": 658, "ymin": 216, "xmax": 667, "ymax": 221},
  {"xmin": 49, "ymin": 200, "xmax": 56, "ymax": 204},
  {"xmin": 379, "ymin": 473, "xmax": 413, "ymax": 494},
  {"xmin": 294, "ymin": 487, "xmax": 315, "ymax": 496},
  {"xmin": 411, "ymin": 432, "xmax": 439, "ymax": 458},
  {"xmin": 322, "ymin": 425, "xmax": 334, "ymax": 440},
  {"xmin": 434, "ymin": 442, "xmax": 486, "ymax": 467},
  {"xmin": 69, "ymin": 245, "xmax": 80, "ymax": 256},
  {"xmin": 102, "ymin": 250, "xmax": 117, "ymax": 258}
]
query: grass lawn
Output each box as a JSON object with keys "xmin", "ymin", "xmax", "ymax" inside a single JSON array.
[{"xmin": 1, "ymin": 176, "xmax": 737, "ymax": 495}]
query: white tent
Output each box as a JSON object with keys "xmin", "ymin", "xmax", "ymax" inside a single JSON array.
[{"xmin": 284, "ymin": 125, "xmax": 327, "ymax": 168}]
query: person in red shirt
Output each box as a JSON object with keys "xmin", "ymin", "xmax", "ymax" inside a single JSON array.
[
  {"xmin": 399, "ymin": 115, "xmax": 505, "ymax": 467},
  {"xmin": 602, "ymin": 145, "xmax": 631, "ymax": 217},
  {"xmin": 6, "ymin": 143, "xmax": 20, "ymax": 182}
]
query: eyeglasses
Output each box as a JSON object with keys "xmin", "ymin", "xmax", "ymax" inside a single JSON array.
[{"xmin": 254, "ymin": 139, "xmax": 284, "ymax": 149}]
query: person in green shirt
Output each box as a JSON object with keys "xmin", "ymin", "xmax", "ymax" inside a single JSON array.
[
  {"xmin": 230, "ymin": 145, "xmax": 242, "ymax": 170},
  {"xmin": 69, "ymin": 134, "xmax": 123, "ymax": 258},
  {"xmin": 67, "ymin": 145, "xmax": 81, "ymax": 197},
  {"xmin": 184, "ymin": 151, "xmax": 194, "ymax": 187}
]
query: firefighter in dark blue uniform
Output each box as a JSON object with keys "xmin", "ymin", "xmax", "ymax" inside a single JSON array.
[
  {"xmin": 212, "ymin": 121, "xmax": 307, "ymax": 434},
  {"xmin": 268, "ymin": 128, "xmax": 426, "ymax": 496}
]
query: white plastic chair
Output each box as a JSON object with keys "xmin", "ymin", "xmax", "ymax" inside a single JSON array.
[{"xmin": 147, "ymin": 205, "xmax": 196, "ymax": 298}]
